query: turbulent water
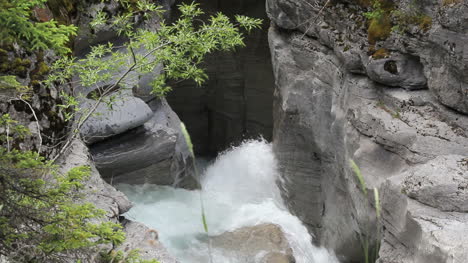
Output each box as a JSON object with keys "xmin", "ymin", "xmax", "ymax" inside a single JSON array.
[{"xmin": 117, "ymin": 140, "xmax": 338, "ymax": 263}]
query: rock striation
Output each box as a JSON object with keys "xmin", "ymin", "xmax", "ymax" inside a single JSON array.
[{"xmin": 267, "ymin": 0, "xmax": 468, "ymax": 262}]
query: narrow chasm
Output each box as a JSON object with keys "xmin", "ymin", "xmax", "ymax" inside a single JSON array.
[{"xmin": 166, "ymin": 0, "xmax": 275, "ymax": 156}]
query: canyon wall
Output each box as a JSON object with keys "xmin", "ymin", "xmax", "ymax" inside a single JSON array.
[
  {"xmin": 267, "ymin": 0, "xmax": 468, "ymax": 262},
  {"xmin": 166, "ymin": 0, "xmax": 275, "ymax": 155}
]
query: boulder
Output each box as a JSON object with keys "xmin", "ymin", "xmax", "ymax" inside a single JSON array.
[
  {"xmin": 79, "ymin": 95, "xmax": 153, "ymax": 145},
  {"xmin": 212, "ymin": 224, "xmax": 295, "ymax": 263},
  {"xmin": 90, "ymin": 98, "xmax": 199, "ymax": 189},
  {"xmin": 118, "ymin": 219, "xmax": 179, "ymax": 263},
  {"xmin": 266, "ymin": 0, "xmax": 468, "ymax": 113}
]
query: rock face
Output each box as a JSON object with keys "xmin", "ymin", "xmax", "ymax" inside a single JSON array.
[
  {"xmin": 73, "ymin": 0, "xmax": 197, "ymax": 189},
  {"xmin": 166, "ymin": 0, "xmax": 275, "ymax": 155},
  {"xmin": 267, "ymin": 0, "xmax": 468, "ymax": 262},
  {"xmin": 212, "ymin": 224, "xmax": 295, "ymax": 263},
  {"xmin": 58, "ymin": 139, "xmax": 178, "ymax": 263}
]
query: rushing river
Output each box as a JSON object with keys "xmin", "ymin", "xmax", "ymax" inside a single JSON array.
[{"xmin": 117, "ymin": 140, "xmax": 338, "ymax": 263}]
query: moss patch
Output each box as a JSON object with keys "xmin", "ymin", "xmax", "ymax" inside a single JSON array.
[
  {"xmin": 418, "ymin": 15, "xmax": 432, "ymax": 31},
  {"xmin": 442, "ymin": 0, "xmax": 462, "ymax": 5},
  {"xmin": 372, "ymin": 48, "xmax": 390, "ymax": 59},
  {"xmin": 0, "ymin": 57, "xmax": 31, "ymax": 78},
  {"xmin": 368, "ymin": 15, "xmax": 392, "ymax": 45}
]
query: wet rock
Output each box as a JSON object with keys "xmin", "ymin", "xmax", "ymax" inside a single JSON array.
[
  {"xmin": 119, "ymin": 220, "xmax": 179, "ymax": 263},
  {"xmin": 90, "ymin": 98, "xmax": 199, "ymax": 189},
  {"xmin": 212, "ymin": 224, "xmax": 295, "ymax": 263}
]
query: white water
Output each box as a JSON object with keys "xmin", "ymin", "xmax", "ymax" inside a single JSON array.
[{"xmin": 117, "ymin": 140, "xmax": 338, "ymax": 263}]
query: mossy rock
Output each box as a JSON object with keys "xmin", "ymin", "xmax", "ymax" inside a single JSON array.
[
  {"xmin": 368, "ymin": 16, "xmax": 392, "ymax": 45},
  {"xmin": 0, "ymin": 57, "xmax": 31, "ymax": 78},
  {"xmin": 372, "ymin": 48, "xmax": 390, "ymax": 59},
  {"xmin": 31, "ymin": 61, "xmax": 50, "ymax": 81},
  {"xmin": 418, "ymin": 15, "xmax": 432, "ymax": 32},
  {"xmin": 442, "ymin": 0, "xmax": 462, "ymax": 6}
]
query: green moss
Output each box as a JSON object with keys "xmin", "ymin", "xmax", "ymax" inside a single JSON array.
[
  {"xmin": 391, "ymin": 8, "xmax": 432, "ymax": 33},
  {"xmin": 31, "ymin": 61, "xmax": 50, "ymax": 81},
  {"xmin": 418, "ymin": 15, "xmax": 432, "ymax": 32},
  {"xmin": 46, "ymin": 0, "xmax": 76, "ymax": 24},
  {"xmin": 0, "ymin": 58, "xmax": 32, "ymax": 77},
  {"xmin": 372, "ymin": 48, "xmax": 390, "ymax": 59},
  {"xmin": 364, "ymin": 0, "xmax": 395, "ymax": 45},
  {"xmin": 442, "ymin": 0, "xmax": 462, "ymax": 6},
  {"xmin": 368, "ymin": 16, "xmax": 392, "ymax": 45},
  {"xmin": 0, "ymin": 48, "xmax": 7, "ymax": 58}
]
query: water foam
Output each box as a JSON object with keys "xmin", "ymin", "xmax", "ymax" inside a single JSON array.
[{"xmin": 117, "ymin": 140, "xmax": 338, "ymax": 263}]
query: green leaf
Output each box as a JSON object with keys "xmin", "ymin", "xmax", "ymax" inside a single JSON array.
[
  {"xmin": 180, "ymin": 122, "xmax": 194, "ymax": 156},
  {"xmin": 350, "ymin": 159, "xmax": 367, "ymax": 195}
]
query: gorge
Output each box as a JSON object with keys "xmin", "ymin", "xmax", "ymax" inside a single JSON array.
[{"xmin": 0, "ymin": 0, "xmax": 467, "ymax": 263}]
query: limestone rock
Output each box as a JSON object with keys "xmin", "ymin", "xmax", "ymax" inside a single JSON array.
[
  {"xmin": 79, "ymin": 95, "xmax": 153, "ymax": 145},
  {"xmin": 365, "ymin": 53, "xmax": 427, "ymax": 90},
  {"xmin": 90, "ymin": 98, "xmax": 199, "ymax": 189},
  {"xmin": 379, "ymin": 174, "xmax": 468, "ymax": 263},
  {"xmin": 118, "ymin": 220, "xmax": 179, "ymax": 263},
  {"xmin": 266, "ymin": 0, "xmax": 468, "ymax": 113},
  {"xmin": 267, "ymin": 1, "xmax": 468, "ymax": 260},
  {"xmin": 212, "ymin": 224, "xmax": 295, "ymax": 263},
  {"xmin": 58, "ymin": 139, "xmax": 132, "ymax": 220},
  {"xmin": 402, "ymin": 155, "xmax": 468, "ymax": 212}
]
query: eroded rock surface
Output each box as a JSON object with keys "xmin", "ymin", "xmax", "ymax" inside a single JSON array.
[
  {"xmin": 212, "ymin": 224, "xmax": 295, "ymax": 263},
  {"xmin": 267, "ymin": 0, "xmax": 468, "ymax": 261},
  {"xmin": 58, "ymin": 139, "xmax": 178, "ymax": 262}
]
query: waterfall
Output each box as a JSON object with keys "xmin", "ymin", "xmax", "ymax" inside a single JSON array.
[{"xmin": 117, "ymin": 140, "xmax": 338, "ymax": 263}]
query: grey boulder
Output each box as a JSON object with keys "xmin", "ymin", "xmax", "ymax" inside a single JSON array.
[
  {"xmin": 118, "ymin": 219, "xmax": 179, "ymax": 263},
  {"xmin": 212, "ymin": 224, "xmax": 295, "ymax": 263},
  {"xmin": 80, "ymin": 95, "xmax": 153, "ymax": 145},
  {"xmin": 90, "ymin": 98, "xmax": 199, "ymax": 189}
]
